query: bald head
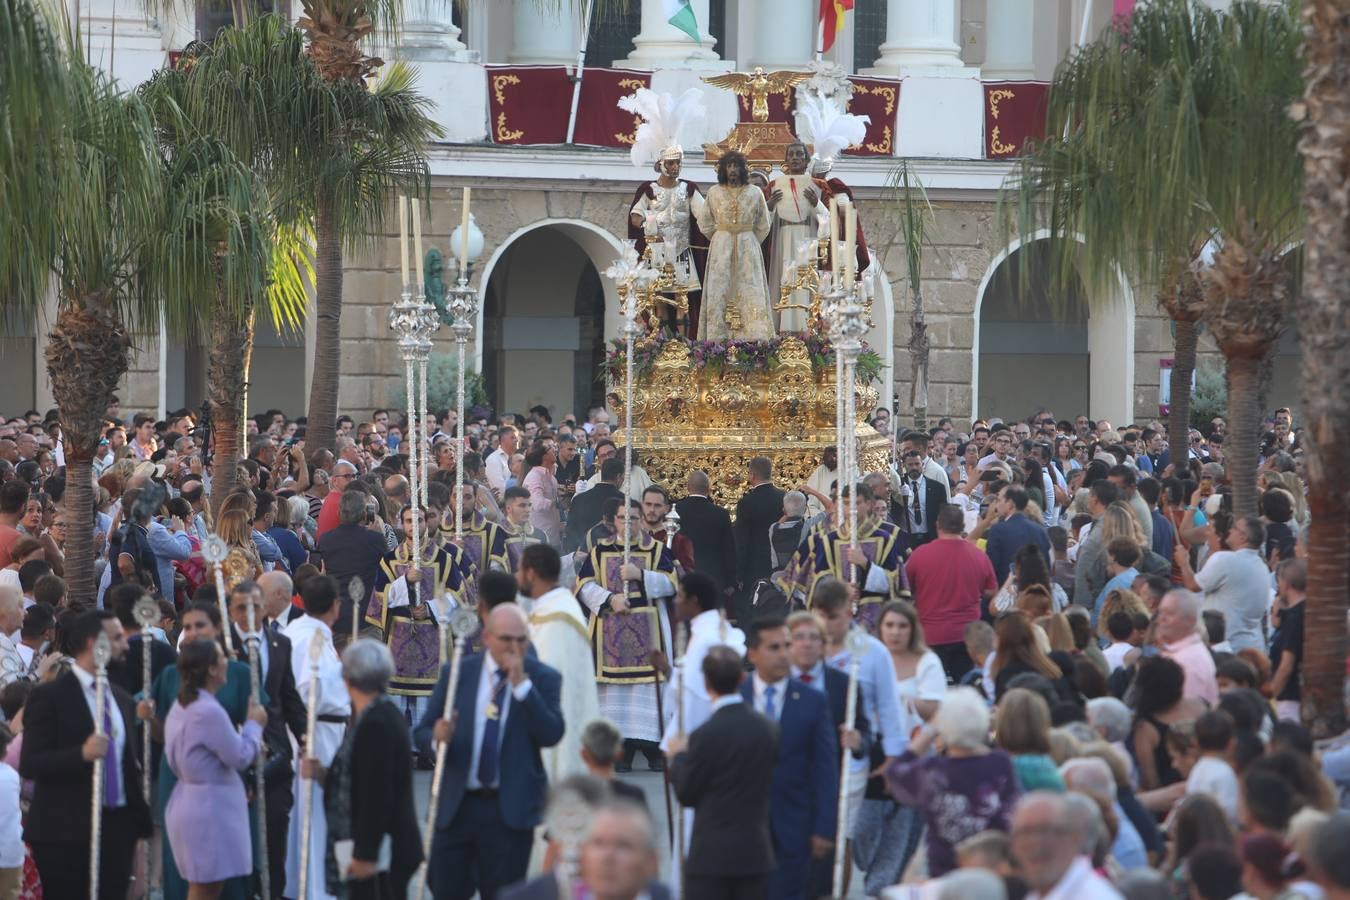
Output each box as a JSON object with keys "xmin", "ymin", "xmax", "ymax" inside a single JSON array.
[
  {"xmin": 686, "ymin": 469, "xmax": 710, "ymax": 496},
  {"xmin": 1011, "ymin": 793, "xmax": 1080, "ymax": 891},
  {"xmin": 257, "ymin": 570, "xmax": 293, "ymax": 621},
  {"xmin": 484, "ymin": 603, "xmax": 530, "ymax": 669}
]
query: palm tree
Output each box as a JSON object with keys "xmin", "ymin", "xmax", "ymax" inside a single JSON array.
[
  {"xmin": 889, "ymin": 160, "xmax": 936, "ymax": 431},
  {"xmin": 1005, "ymin": 0, "xmax": 1303, "ymax": 518},
  {"xmin": 2, "ymin": 7, "xmax": 222, "ymax": 603},
  {"xmin": 1292, "ymin": 0, "xmax": 1349, "ymax": 737},
  {"xmin": 141, "ymin": 19, "xmax": 316, "ymax": 508}
]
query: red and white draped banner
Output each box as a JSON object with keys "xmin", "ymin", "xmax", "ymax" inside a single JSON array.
[{"xmin": 982, "ymin": 80, "xmax": 1050, "ymax": 159}]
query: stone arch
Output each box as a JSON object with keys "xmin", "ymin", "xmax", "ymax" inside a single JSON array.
[{"xmin": 972, "ymin": 229, "xmax": 1135, "ymax": 424}]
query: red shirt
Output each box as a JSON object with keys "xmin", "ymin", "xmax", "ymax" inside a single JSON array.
[
  {"xmin": 0, "ymin": 525, "xmax": 18, "ymax": 570},
  {"xmin": 904, "ymin": 537, "xmax": 998, "ymax": 646},
  {"xmin": 316, "ymin": 490, "xmax": 342, "ymax": 539}
]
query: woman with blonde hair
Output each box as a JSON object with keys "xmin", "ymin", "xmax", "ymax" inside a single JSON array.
[
  {"xmin": 1036, "ymin": 613, "xmax": 1075, "ymax": 654},
  {"xmin": 1096, "ymin": 587, "xmax": 1149, "ymax": 642},
  {"xmin": 1015, "ymin": 584, "xmax": 1055, "ymax": 619},
  {"xmin": 994, "ymin": 687, "xmax": 1064, "ymax": 792},
  {"xmin": 215, "ymin": 509, "xmax": 262, "ymax": 587}
]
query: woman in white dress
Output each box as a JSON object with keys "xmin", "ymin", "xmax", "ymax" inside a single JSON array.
[{"xmin": 694, "ymin": 151, "xmax": 774, "ymax": 341}]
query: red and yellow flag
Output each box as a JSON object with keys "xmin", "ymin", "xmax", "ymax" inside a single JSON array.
[{"xmin": 819, "ymin": 0, "xmax": 854, "ymax": 53}]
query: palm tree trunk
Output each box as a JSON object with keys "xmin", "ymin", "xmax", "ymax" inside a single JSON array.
[
  {"xmin": 208, "ymin": 301, "xmax": 254, "ymax": 513},
  {"xmin": 1168, "ymin": 317, "xmax": 1198, "ymax": 465},
  {"xmin": 1294, "ymin": 0, "xmax": 1349, "ymax": 738},
  {"xmin": 305, "ymin": 185, "xmax": 342, "ymax": 452},
  {"xmin": 909, "ymin": 289, "xmax": 930, "ymax": 432},
  {"xmin": 1223, "ymin": 351, "xmax": 1263, "ymax": 518},
  {"xmin": 45, "ymin": 299, "xmax": 131, "ymax": 607}
]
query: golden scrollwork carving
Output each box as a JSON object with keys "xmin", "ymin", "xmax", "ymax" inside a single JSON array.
[
  {"xmin": 611, "ymin": 337, "xmax": 887, "ymax": 513},
  {"xmin": 988, "ymin": 125, "xmax": 1017, "ymax": 157},
  {"xmin": 988, "ymin": 88, "xmax": 1016, "ymax": 120}
]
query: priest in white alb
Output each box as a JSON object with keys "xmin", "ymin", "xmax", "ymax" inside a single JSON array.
[{"xmin": 767, "ymin": 141, "xmax": 827, "ymax": 332}]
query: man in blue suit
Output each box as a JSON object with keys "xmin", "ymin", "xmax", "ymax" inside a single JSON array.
[
  {"xmin": 979, "ymin": 483, "xmax": 1051, "ymax": 584},
  {"xmin": 741, "ymin": 616, "xmax": 839, "ymax": 900},
  {"xmin": 414, "ymin": 603, "xmax": 566, "ymax": 900}
]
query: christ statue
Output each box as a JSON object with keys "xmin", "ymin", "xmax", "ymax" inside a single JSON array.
[{"xmin": 694, "ymin": 150, "xmax": 774, "ymax": 341}]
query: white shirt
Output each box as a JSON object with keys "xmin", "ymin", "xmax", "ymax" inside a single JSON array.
[
  {"xmin": 661, "ymin": 609, "xmax": 747, "ymax": 750},
  {"xmin": 73, "ymin": 663, "xmax": 127, "ymax": 807},
  {"xmin": 1028, "ymin": 856, "xmax": 1123, "ymax": 900},
  {"xmin": 1102, "ymin": 641, "xmax": 1133, "ymax": 672},
  {"xmin": 0, "ymin": 763, "xmax": 21, "ymax": 867},
  {"xmin": 0, "ymin": 635, "xmax": 24, "ymax": 688},
  {"xmin": 282, "ymin": 615, "xmax": 349, "ymax": 766},
  {"xmin": 1186, "ymin": 755, "xmax": 1239, "ymax": 824},
  {"xmin": 485, "ymin": 448, "xmax": 511, "ymax": 496},
  {"xmin": 752, "ymin": 673, "xmax": 786, "ymax": 722},
  {"xmin": 467, "ymin": 653, "xmax": 533, "ymax": 790}
]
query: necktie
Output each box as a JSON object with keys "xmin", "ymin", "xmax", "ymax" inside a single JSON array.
[
  {"xmin": 912, "ymin": 480, "xmax": 923, "ymax": 527},
  {"xmin": 476, "ymin": 669, "xmax": 508, "ymax": 788},
  {"xmin": 764, "ymin": 684, "xmax": 776, "ymax": 720},
  {"xmin": 799, "ymin": 672, "xmax": 813, "ymax": 683},
  {"xmin": 102, "ymin": 699, "xmax": 121, "ymax": 808}
]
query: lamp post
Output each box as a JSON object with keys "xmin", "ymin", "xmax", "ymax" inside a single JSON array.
[
  {"xmin": 832, "ymin": 287, "xmax": 868, "ymax": 588},
  {"xmin": 448, "ymin": 208, "xmax": 485, "ymax": 542},
  {"xmin": 602, "ymin": 241, "xmax": 652, "ymax": 571},
  {"xmin": 389, "ymin": 282, "xmax": 429, "ymax": 570}
]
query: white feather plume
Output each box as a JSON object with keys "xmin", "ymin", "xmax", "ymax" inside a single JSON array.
[
  {"xmin": 618, "ymin": 87, "xmax": 707, "ymax": 169},
  {"xmin": 796, "ymin": 90, "xmax": 870, "ymax": 165}
]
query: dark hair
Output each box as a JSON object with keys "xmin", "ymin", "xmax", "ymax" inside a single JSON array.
[
  {"xmin": 715, "ymin": 150, "xmax": 750, "ymax": 185},
  {"xmin": 1136, "ymin": 477, "xmax": 1161, "ymax": 508},
  {"xmin": 301, "ymin": 574, "xmax": 339, "ymax": 616},
  {"xmin": 1106, "ymin": 611, "xmax": 1134, "ymax": 641},
  {"xmin": 479, "ymin": 571, "xmax": 518, "ymax": 610},
  {"xmin": 1241, "ymin": 766, "xmax": 1298, "ymax": 832},
  {"xmin": 1308, "ymin": 812, "xmax": 1350, "ymax": 889},
  {"xmin": 109, "ymin": 583, "xmax": 150, "ymax": 628},
  {"xmin": 20, "ymin": 602, "xmax": 56, "ymax": 640},
  {"xmin": 31, "ymin": 573, "xmax": 64, "ymax": 608},
  {"xmin": 748, "ymin": 455, "xmax": 772, "ymax": 482},
  {"xmin": 1269, "ymin": 720, "xmax": 1314, "ymax": 757},
  {"xmin": 0, "ymin": 681, "xmax": 31, "ymax": 722},
  {"xmin": 1239, "ymin": 832, "xmax": 1301, "ymax": 886},
  {"xmin": 702, "ymin": 645, "xmax": 743, "ymax": 695},
  {"xmin": 810, "ymin": 576, "xmax": 850, "ymax": 614},
  {"xmin": 68, "ymin": 609, "xmax": 115, "ymax": 657},
  {"xmin": 503, "ymin": 486, "xmax": 530, "ymax": 503},
  {"xmin": 0, "ymin": 481, "xmax": 30, "ymax": 516},
  {"xmin": 936, "ymin": 504, "xmax": 964, "ymax": 535},
  {"xmin": 1133, "ymin": 656, "xmax": 1184, "ymax": 718},
  {"xmin": 176, "ymin": 639, "xmax": 219, "ymax": 706},
  {"xmin": 745, "ymin": 615, "xmax": 787, "ymax": 649},
  {"xmin": 1200, "ymin": 609, "xmax": 1226, "ymax": 646},
  {"xmin": 679, "ymin": 571, "xmax": 720, "ymax": 614},
  {"xmin": 1187, "ymin": 842, "xmax": 1243, "ymax": 900},
  {"xmin": 1002, "ymin": 483, "xmax": 1029, "ymax": 511},
  {"xmin": 1072, "ymin": 656, "xmax": 1108, "ymax": 699},
  {"xmin": 1195, "ymin": 710, "xmax": 1235, "ymax": 753},
  {"xmin": 1047, "ymin": 525, "xmax": 1069, "ymax": 553},
  {"xmin": 519, "ymin": 544, "xmax": 561, "ymax": 583},
  {"xmin": 524, "ymin": 443, "xmax": 548, "ymax": 470},
  {"xmin": 17, "ymin": 559, "xmax": 51, "ymax": 593},
  {"xmin": 1012, "ymin": 543, "xmax": 1052, "ymax": 591},
  {"xmin": 1215, "ymin": 656, "xmax": 1257, "ymax": 689},
  {"xmin": 600, "ymin": 458, "xmax": 625, "ymax": 483},
  {"xmin": 1106, "ymin": 536, "xmax": 1141, "ymax": 569},
  {"xmin": 1089, "ymin": 480, "xmax": 1119, "ymax": 508}
]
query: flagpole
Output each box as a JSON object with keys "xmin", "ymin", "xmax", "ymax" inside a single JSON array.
[{"xmin": 565, "ymin": 0, "xmax": 596, "ymax": 145}]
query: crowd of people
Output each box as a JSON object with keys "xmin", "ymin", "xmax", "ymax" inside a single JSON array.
[{"xmin": 0, "ymin": 397, "xmax": 1346, "ymax": 900}]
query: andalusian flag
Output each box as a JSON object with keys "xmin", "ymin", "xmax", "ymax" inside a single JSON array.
[
  {"xmin": 664, "ymin": 0, "xmax": 701, "ymax": 43},
  {"xmin": 819, "ymin": 0, "xmax": 854, "ymax": 53}
]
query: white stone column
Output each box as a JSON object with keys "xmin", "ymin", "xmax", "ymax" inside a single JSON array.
[
  {"xmin": 508, "ymin": 0, "xmax": 581, "ymax": 65},
  {"xmin": 871, "ymin": 0, "xmax": 965, "ymax": 73},
  {"xmin": 623, "ymin": 0, "xmax": 723, "ymax": 68},
  {"xmin": 399, "ymin": 0, "xmax": 473, "ymax": 61},
  {"xmin": 983, "ymin": 0, "xmax": 1037, "ymax": 80},
  {"xmin": 751, "ymin": 0, "xmax": 814, "ymax": 70},
  {"xmin": 78, "ymin": 0, "xmax": 163, "ymax": 89}
]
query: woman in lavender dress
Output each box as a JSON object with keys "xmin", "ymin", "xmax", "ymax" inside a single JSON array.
[
  {"xmin": 886, "ymin": 685, "xmax": 1022, "ymax": 879},
  {"xmin": 164, "ymin": 639, "xmax": 267, "ymax": 899}
]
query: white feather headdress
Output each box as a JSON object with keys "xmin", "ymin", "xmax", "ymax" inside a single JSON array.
[
  {"xmin": 618, "ymin": 87, "xmax": 707, "ymax": 170},
  {"xmin": 796, "ymin": 90, "xmax": 870, "ymax": 173}
]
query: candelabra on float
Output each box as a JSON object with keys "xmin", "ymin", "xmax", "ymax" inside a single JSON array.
[{"xmin": 448, "ymin": 188, "xmax": 485, "ymax": 543}]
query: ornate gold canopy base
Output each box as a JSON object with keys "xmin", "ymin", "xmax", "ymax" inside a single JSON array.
[{"xmin": 610, "ymin": 337, "xmax": 887, "ymax": 511}]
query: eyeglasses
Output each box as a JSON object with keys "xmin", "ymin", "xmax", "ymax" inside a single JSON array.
[
  {"xmin": 1073, "ymin": 445, "xmax": 1087, "ymax": 452},
  {"xmin": 1191, "ymin": 437, "xmax": 1203, "ymax": 444}
]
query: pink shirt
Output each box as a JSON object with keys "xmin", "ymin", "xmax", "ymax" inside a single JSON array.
[{"xmin": 1161, "ymin": 632, "xmax": 1218, "ymax": 705}]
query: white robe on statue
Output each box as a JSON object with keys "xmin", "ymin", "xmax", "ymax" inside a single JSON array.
[
  {"xmin": 529, "ymin": 586, "xmax": 600, "ymax": 784},
  {"xmin": 694, "ymin": 184, "xmax": 774, "ymax": 341},
  {"xmin": 767, "ymin": 173, "xmax": 826, "ymax": 333},
  {"xmin": 283, "ymin": 615, "xmax": 350, "ymax": 900}
]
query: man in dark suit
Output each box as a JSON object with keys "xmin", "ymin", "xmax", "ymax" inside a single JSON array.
[
  {"xmin": 20, "ymin": 608, "xmax": 153, "ymax": 898},
  {"xmin": 740, "ymin": 617, "xmax": 838, "ymax": 900},
  {"xmin": 675, "ymin": 469, "xmax": 737, "ymax": 594},
  {"xmin": 501, "ymin": 797, "xmax": 671, "ymax": 900},
  {"xmin": 892, "ymin": 449, "xmax": 948, "ymax": 549},
  {"xmin": 563, "ymin": 458, "xmax": 624, "ymax": 554},
  {"xmin": 415, "ymin": 603, "xmax": 565, "ymax": 900},
  {"xmin": 668, "ymin": 645, "xmax": 777, "ymax": 900},
  {"xmin": 978, "ymin": 483, "xmax": 1052, "ymax": 584},
  {"xmin": 316, "ymin": 488, "xmax": 389, "ymax": 647},
  {"xmin": 785, "ymin": 610, "xmax": 871, "ymax": 898},
  {"xmin": 227, "ymin": 577, "xmax": 308, "ymax": 898},
  {"xmin": 105, "ymin": 582, "xmax": 177, "ymax": 695},
  {"xmin": 733, "ymin": 456, "xmax": 785, "ymax": 625}
]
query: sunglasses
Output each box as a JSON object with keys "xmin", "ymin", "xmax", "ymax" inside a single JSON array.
[{"xmin": 1073, "ymin": 445, "xmax": 1087, "ymax": 451}]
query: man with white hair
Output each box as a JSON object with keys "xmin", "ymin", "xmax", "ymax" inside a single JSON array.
[
  {"xmin": 1060, "ymin": 757, "xmax": 1148, "ymax": 870},
  {"xmin": 315, "ymin": 458, "xmax": 359, "ymax": 538},
  {"xmin": 0, "ymin": 584, "xmax": 26, "ymax": 686},
  {"xmin": 1010, "ymin": 792, "xmax": 1123, "ymax": 899},
  {"xmin": 1155, "ymin": 588, "xmax": 1218, "ymax": 704},
  {"xmin": 1086, "ymin": 697, "xmax": 1133, "ymax": 761}
]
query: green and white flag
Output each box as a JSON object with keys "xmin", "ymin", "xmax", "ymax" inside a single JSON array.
[{"xmin": 663, "ymin": 0, "xmax": 701, "ymax": 43}]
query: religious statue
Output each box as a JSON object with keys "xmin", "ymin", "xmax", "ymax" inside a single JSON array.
[
  {"xmin": 767, "ymin": 141, "xmax": 827, "ymax": 332},
  {"xmin": 694, "ymin": 150, "xmax": 774, "ymax": 341},
  {"xmin": 423, "ymin": 246, "xmax": 449, "ymax": 324},
  {"xmin": 797, "ymin": 91, "xmax": 873, "ymax": 277},
  {"xmin": 703, "ymin": 67, "xmax": 812, "ymax": 124},
  {"xmin": 619, "ymin": 87, "xmax": 709, "ymax": 335}
]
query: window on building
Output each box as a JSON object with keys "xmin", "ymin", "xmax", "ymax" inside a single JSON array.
[
  {"xmin": 708, "ymin": 0, "xmax": 726, "ymax": 53},
  {"xmin": 854, "ymin": 0, "xmax": 887, "ymax": 72},
  {"xmin": 587, "ymin": 2, "xmax": 642, "ymax": 68},
  {"xmin": 194, "ymin": 0, "xmax": 277, "ymax": 43}
]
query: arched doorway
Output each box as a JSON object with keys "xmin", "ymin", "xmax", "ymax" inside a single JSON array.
[
  {"xmin": 478, "ymin": 220, "xmax": 625, "ymax": 418},
  {"xmin": 973, "ymin": 232, "xmax": 1135, "ymax": 424}
]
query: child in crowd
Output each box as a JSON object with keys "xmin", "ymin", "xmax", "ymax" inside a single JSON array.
[
  {"xmin": 962, "ymin": 620, "xmax": 995, "ymax": 698},
  {"xmin": 1101, "ymin": 612, "xmax": 1135, "ymax": 673},
  {"xmin": 1181, "ymin": 711, "xmax": 1240, "ymax": 824}
]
